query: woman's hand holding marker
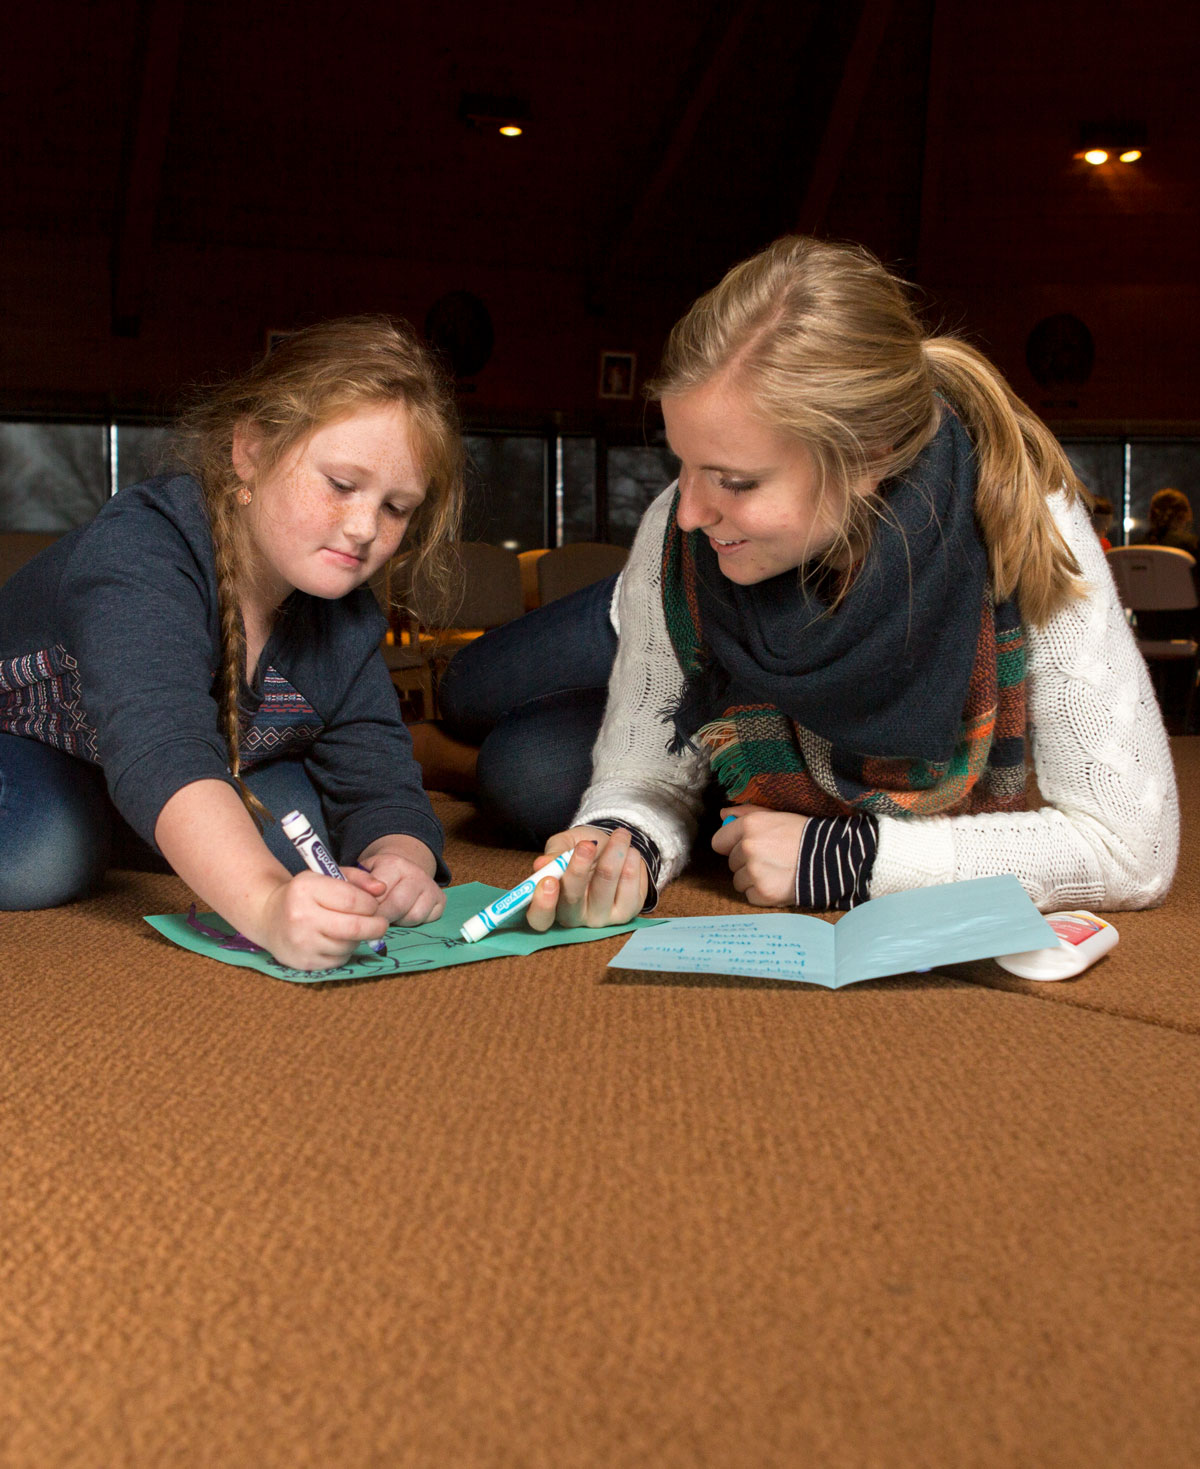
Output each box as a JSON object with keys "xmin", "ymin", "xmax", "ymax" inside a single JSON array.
[
  {"xmin": 711, "ymin": 805, "xmax": 808, "ymax": 907},
  {"xmin": 525, "ymin": 825, "xmax": 649, "ymax": 931}
]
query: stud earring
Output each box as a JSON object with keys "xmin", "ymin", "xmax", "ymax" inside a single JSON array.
[{"xmin": 237, "ymin": 485, "xmax": 253, "ymax": 507}]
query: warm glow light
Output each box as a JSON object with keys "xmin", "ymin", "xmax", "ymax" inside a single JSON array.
[
  {"xmin": 1119, "ymin": 148, "xmax": 1142, "ymax": 163},
  {"xmin": 499, "ymin": 124, "xmax": 523, "ymax": 137},
  {"xmin": 1083, "ymin": 148, "xmax": 1109, "ymax": 165}
]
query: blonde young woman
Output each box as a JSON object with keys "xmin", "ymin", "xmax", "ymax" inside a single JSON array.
[
  {"xmin": 0, "ymin": 318, "xmax": 463, "ymax": 970},
  {"xmin": 506, "ymin": 236, "xmax": 1177, "ymax": 928}
]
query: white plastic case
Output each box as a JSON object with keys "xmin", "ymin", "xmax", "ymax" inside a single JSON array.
[{"xmin": 994, "ymin": 911, "xmax": 1119, "ymax": 981}]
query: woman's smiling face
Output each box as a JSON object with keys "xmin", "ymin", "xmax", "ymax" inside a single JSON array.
[{"xmin": 662, "ymin": 375, "xmax": 873, "ymax": 585}]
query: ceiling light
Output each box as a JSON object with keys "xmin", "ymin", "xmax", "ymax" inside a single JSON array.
[
  {"xmin": 1077, "ymin": 120, "xmax": 1146, "ymax": 166},
  {"xmin": 458, "ymin": 92, "xmax": 530, "ymax": 137}
]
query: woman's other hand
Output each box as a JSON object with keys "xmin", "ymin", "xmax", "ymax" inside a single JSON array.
[
  {"xmin": 711, "ymin": 805, "xmax": 807, "ymax": 906},
  {"xmin": 525, "ymin": 826, "xmax": 648, "ymax": 930}
]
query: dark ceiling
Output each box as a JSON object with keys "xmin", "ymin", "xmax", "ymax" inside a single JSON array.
[
  {"xmin": 4, "ymin": 0, "xmax": 1198, "ymax": 426},
  {"xmin": 9, "ymin": 0, "xmax": 929, "ymax": 307}
]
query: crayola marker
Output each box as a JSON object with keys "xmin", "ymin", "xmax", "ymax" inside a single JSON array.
[
  {"xmin": 459, "ymin": 848, "xmax": 578, "ymax": 943},
  {"xmin": 280, "ymin": 808, "xmax": 387, "ymax": 955}
]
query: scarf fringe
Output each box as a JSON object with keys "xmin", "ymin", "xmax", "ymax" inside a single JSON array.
[{"xmin": 695, "ymin": 718, "xmax": 752, "ymax": 801}]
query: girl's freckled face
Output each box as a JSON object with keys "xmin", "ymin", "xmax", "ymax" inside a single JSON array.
[{"xmin": 236, "ymin": 402, "xmax": 427, "ymax": 610}]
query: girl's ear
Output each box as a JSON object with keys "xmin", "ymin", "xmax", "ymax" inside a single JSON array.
[
  {"xmin": 231, "ymin": 422, "xmax": 261, "ymax": 484},
  {"xmin": 851, "ymin": 468, "xmax": 883, "ymax": 502}
]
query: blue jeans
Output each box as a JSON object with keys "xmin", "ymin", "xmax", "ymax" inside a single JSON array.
[
  {"xmin": 0, "ymin": 733, "xmax": 334, "ymax": 911},
  {"xmin": 438, "ymin": 574, "xmax": 620, "ymax": 847}
]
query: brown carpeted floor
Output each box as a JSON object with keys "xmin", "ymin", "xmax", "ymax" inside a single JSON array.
[{"xmin": 3, "ymin": 743, "xmax": 1199, "ymax": 1467}]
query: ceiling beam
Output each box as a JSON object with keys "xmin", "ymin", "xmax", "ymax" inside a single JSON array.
[
  {"xmin": 915, "ymin": 0, "xmax": 950, "ymax": 281},
  {"xmin": 110, "ymin": 0, "xmax": 186, "ymax": 337},
  {"xmin": 595, "ymin": 0, "xmax": 760, "ymax": 301},
  {"xmin": 794, "ymin": 0, "xmax": 895, "ymax": 236}
]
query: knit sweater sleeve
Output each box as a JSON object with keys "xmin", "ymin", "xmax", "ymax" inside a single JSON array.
[
  {"xmin": 573, "ymin": 487, "xmax": 709, "ymax": 884},
  {"xmin": 869, "ymin": 492, "xmax": 1179, "ymax": 910}
]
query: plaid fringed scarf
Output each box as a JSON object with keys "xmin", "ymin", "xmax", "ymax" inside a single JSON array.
[{"xmin": 661, "ymin": 406, "xmax": 1030, "ymax": 820}]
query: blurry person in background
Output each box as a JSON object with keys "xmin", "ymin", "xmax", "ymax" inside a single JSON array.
[
  {"xmin": 1141, "ymin": 487, "xmax": 1198, "ymax": 556},
  {"xmin": 1089, "ymin": 495, "xmax": 1114, "ymax": 551}
]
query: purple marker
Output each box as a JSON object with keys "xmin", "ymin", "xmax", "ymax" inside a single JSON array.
[{"xmin": 279, "ymin": 808, "xmax": 387, "ymax": 955}]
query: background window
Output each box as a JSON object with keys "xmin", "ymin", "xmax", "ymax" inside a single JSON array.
[
  {"xmin": 605, "ymin": 443, "xmax": 678, "ymax": 546},
  {"xmin": 1061, "ymin": 439, "xmax": 1126, "ymax": 541},
  {"xmin": 0, "ymin": 422, "xmax": 107, "ymax": 531},
  {"xmin": 462, "ymin": 435, "xmax": 547, "ymax": 550},
  {"xmin": 115, "ymin": 424, "xmax": 173, "ymax": 490},
  {"xmin": 1128, "ymin": 440, "xmax": 1200, "ymax": 542},
  {"xmin": 560, "ymin": 436, "xmax": 597, "ymax": 543}
]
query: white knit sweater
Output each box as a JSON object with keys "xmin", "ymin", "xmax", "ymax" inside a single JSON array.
[{"xmin": 574, "ymin": 487, "xmax": 1179, "ymax": 911}]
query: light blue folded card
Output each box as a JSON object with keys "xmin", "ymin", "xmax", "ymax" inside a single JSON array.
[{"xmin": 608, "ymin": 874, "xmax": 1056, "ymax": 988}]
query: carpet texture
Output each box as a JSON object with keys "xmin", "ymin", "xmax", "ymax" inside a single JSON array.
[{"xmin": 2, "ymin": 743, "xmax": 1199, "ymax": 1467}]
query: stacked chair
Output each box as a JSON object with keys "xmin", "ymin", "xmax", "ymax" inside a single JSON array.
[{"xmin": 1106, "ymin": 544, "xmax": 1198, "ymax": 732}]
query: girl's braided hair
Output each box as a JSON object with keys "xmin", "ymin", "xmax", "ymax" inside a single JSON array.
[{"xmin": 172, "ymin": 316, "xmax": 463, "ymax": 822}]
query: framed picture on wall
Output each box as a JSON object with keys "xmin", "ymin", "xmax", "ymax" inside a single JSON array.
[{"xmin": 598, "ymin": 351, "xmax": 636, "ymax": 400}]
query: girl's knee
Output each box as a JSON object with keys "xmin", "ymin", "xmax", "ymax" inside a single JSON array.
[{"xmin": 0, "ymin": 737, "xmax": 113, "ymax": 910}]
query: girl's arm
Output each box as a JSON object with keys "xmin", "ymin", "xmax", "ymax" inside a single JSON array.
[
  {"xmin": 155, "ymin": 779, "xmax": 390, "ymax": 970},
  {"xmin": 300, "ymin": 609, "xmax": 449, "ymax": 883},
  {"xmin": 870, "ymin": 494, "xmax": 1180, "ymax": 910}
]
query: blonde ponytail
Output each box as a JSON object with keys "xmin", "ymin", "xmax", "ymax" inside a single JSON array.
[{"xmin": 921, "ymin": 336, "xmax": 1085, "ymax": 625}]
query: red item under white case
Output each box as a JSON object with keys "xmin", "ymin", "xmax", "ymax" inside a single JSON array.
[{"xmin": 994, "ymin": 911, "xmax": 1119, "ymax": 980}]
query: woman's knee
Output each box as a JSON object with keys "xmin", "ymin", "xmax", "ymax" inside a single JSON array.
[
  {"xmin": 241, "ymin": 758, "xmax": 332, "ymax": 871},
  {"xmin": 474, "ymin": 691, "xmax": 607, "ymax": 847},
  {"xmin": 439, "ymin": 573, "xmax": 619, "ymax": 737}
]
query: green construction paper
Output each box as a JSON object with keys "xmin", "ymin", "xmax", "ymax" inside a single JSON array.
[{"xmin": 145, "ymin": 881, "xmax": 661, "ymax": 984}]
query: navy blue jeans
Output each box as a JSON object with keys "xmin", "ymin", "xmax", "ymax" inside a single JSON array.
[
  {"xmin": 438, "ymin": 574, "xmax": 620, "ymax": 847},
  {"xmin": 0, "ymin": 733, "xmax": 334, "ymax": 911}
]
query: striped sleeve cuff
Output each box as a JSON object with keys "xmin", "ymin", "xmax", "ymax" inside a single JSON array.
[
  {"xmin": 580, "ymin": 818, "xmax": 663, "ymax": 912},
  {"xmin": 795, "ymin": 815, "xmax": 879, "ymax": 911}
]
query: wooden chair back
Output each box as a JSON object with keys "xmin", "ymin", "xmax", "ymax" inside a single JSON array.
[{"xmin": 536, "ymin": 542, "xmax": 628, "ymax": 605}]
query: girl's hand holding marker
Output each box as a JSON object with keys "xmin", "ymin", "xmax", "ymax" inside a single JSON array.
[{"xmin": 281, "ymin": 810, "xmax": 389, "ymax": 956}]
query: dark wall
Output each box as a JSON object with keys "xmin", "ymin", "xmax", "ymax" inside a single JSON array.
[{"xmin": 3, "ymin": 0, "xmax": 1197, "ymax": 432}]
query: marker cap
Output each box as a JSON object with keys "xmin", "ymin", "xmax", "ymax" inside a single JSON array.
[{"xmin": 460, "ymin": 914, "xmax": 490, "ymax": 944}]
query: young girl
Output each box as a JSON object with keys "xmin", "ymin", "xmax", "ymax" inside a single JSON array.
[
  {"xmin": 492, "ymin": 235, "xmax": 1177, "ymax": 929},
  {"xmin": 0, "ymin": 317, "xmax": 463, "ymax": 970}
]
